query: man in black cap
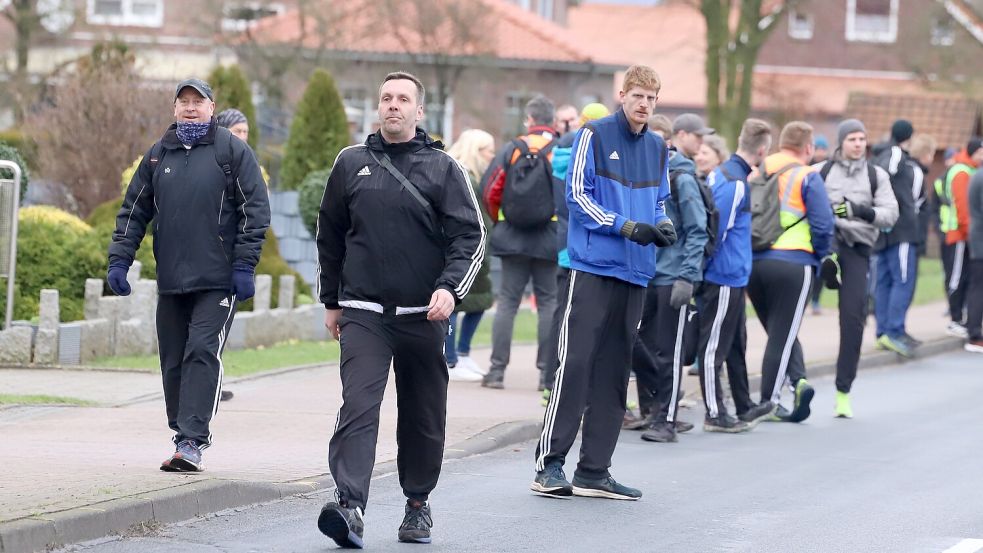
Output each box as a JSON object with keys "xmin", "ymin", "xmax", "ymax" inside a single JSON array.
[{"xmin": 108, "ymin": 78, "xmax": 270, "ymax": 472}]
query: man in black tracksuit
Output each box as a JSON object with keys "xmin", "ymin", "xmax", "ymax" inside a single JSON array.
[
  {"xmin": 108, "ymin": 78, "xmax": 270, "ymax": 472},
  {"xmin": 315, "ymin": 72, "xmax": 484, "ymax": 549}
]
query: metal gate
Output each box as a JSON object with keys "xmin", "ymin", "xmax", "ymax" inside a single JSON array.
[{"xmin": 0, "ymin": 160, "xmax": 22, "ymax": 330}]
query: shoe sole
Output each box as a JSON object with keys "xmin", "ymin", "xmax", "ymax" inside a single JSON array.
[
  {"xmin": 317, "ymin": 508, "xmax": 364, "ymax": 549},
  {"xmin": 835, "ymin": 413, "xmax": 853, "ymax": 419},
  {"xmin": 640, "ymin": 432, "xmax": 677, "ymax": 442},
  {"xmin": 398, "ymin": 534, "xmax": 432, "ymax": 544},
  {"xmin": 162, "ymin": 456, "xmax": 202, "ymax": 472},
  {"xmin": 675, "ymin": 423, "xmax": 694, "ymax": 434},
  {"xmin": 571, "ymin": 486, "xmax": 640, "ymax": 501},
  {"xmin": 529, "ymin": 482, "xmax": 573, "ymax": 498},
  {"xmin": 739, "ymin": 405, "xmax": 778, "ymax": 428},
  {"xmin": 965, "ymin": 344, "xmax": 983, "ymax": 353},
  {"xmin": 788, "ymin": 386, "xmax": 815, "ymax": 423},
  {"xmin": 481, "ymin": 381, "xmax": 504, "ymax": 389},
  {"xmin": 702, "ymin": 424, "xmax": 751, "ymax": 433}
]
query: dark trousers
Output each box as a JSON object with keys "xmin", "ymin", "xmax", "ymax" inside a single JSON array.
[
  {"xmin": 696, "ymin": 283, "xmax": 746, "ymax": 419},
  {"xmin": 835, "ymin": 243, "xmax": 872, "ymax": 393},
  {"xmin": 945, "ymin": 241, "xmax": 971, "ymax": 324},
  {"xmin": 157, "ymin": 290, "xmax": 237, "ymax": 448},
  {"xmin": 328, "ymin": 309, "xmax": 449, "ymax": 512},
  {"xmin": 725, "ymin": 297, "xmax": 754, "ymax": 416},
  {"xmin": 747, "ymin": 259, "xmax": 813, "ymax": 404},
  {"xmin": 967, "ymin": 259, "xmax": 983, "ymax": 341},
  {"xmin": 542, "ymin": 267, "xmax": 571, "ymax": 391},
  {"xmin": 535, "ymin": 270, "xmax": 645, "ymax": 479},
  {"xmin": 632, "ymin": 285, "xmax": 686, "ymax": 424},
  {"xmin": 490, "ymin": 255, "xmax": 557, "ymax": 375}
]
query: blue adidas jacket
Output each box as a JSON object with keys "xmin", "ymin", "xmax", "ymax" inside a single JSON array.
[
  {"xmin": 704, "ymin": 154, "xmax": 753, "ymax": 287},
  {"xmin": 551, "ymin": 131, "xmax": 576, "ymax": 269},
  {"xmin": 652, "ymin": 151, "xmax": 708, "ymax": 286},
  {"xmin": 566, "ymin": 109, "xmax": 670, "ymax": 287}
]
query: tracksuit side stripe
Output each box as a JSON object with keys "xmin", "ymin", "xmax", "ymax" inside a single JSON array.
[
  {"xmin": 204, "ymin": 293, "xmax": 236, "ymax": 450},
  {"xmin": 434, "ymin": 150, "xmax": 487, "ymax": 299},
  {"xmin": 951, "ymin": 241, "xmax": 965, "ymax": 291},
  {"xmin": 668, "ymin": 304, "xmax": 688, "ymax": 423},
  {"xmin": 702, "ymin": 286, "xmax": 730, "ymax": 419},
  {"xmin": 536, "ymin": 270, "xmax": 578, "ymax": 472},
  {"xmin": 770, "ymin": 267, "xmax": 812, "ymax": 403},
  {"xmin": 570, "ymin": 129, "xmax": 615, "ymax": 228}
]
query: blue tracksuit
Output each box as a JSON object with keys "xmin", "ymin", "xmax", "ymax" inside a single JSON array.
[
  {"xmin": 704, "ymin": 154, "xmax": 753, "ymax": 287},
  {"xmin": 565, "ymin": 109, "xmax": 670, "ymax": 287}
]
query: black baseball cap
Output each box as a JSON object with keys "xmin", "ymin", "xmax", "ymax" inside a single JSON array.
[{"xmin": 175, "ymin": 78, "xmax": 214, "ymax": 101}]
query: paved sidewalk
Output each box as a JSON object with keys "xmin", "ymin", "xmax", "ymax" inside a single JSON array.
[{"xmin": 0, "ymin": 300, "xmax": 962, "ymax": 550}]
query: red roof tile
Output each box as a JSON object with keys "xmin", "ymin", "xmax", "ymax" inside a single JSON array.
[{"xmin": 846, "ymin": 92, "xmax": 981, "ymax": 148}]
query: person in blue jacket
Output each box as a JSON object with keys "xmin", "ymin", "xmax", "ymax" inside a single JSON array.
[
  {"xmin": 632, "ymin": 113, "xmax": 711, "ymax": 444},
  {"xmin": 697, "ymin": 118, "xmax": 778, "ymax": 433},
  {"xmin": 531, "ymin": 65, "xmax": 676, "ymax": 501}
]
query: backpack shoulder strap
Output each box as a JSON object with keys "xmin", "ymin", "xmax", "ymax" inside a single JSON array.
[
  {"xmin": 867, "ymin": 162, "xmax": 878, "ymax": 198},
  {"xmin": 213, "ymin": 127, "xmax": 236, "ymax": 201},
  {"xmin": 147, "ymin": 141, "xmax": 165, "ymax": 185},
  {"xmin": 668, "ymin": 169, "xmax": 686, "ymax": 202},
  {"xmin": 819, "ymin": 160, "xmax": 832, "ymax": 182}
]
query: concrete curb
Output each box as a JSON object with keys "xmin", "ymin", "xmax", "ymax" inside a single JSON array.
[{"xmin": 0, "ymin": 420, "xmax": 541, "ymax": 553}]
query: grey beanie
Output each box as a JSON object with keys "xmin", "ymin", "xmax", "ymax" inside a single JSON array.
[
  {"xmin": 216, "ymin": 108, "xmax": 248, "ymax": 129},
  {"xmin": 837, "ymin": 118, "xmax": 866, "ymax": 147}
]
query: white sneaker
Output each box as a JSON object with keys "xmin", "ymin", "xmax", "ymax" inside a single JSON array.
[
  {"xmin": 947, "ymin": 322, "xmax": 969, "ymax": 338},
  {"xmin": 456, "ymin": 356, "xmax": 487, "ymax": 376},
  {"xmin": 965, "ymin": 339, "xmax": 983, "ymax": 354},
  {"xmin": 448, "ymin": 364, "xmax": 482, "ymax": 382}
]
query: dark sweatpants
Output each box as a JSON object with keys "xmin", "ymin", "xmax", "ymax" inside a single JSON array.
[
  {"xmin": 747, "ymin": 258, "xmax": 814, "ymax": 404},
  {"xmin": 835, "ymin": 242, "xmax": 872, "ymax": 394},
  {"xmin": 725, "ymin": 296, "xmax": 754, "ymax": 416},
  {"xmin": 632, "ymin": 285, "xmax": 686, "ymax": 424},
  {"xmin": 967, "ymin": 259, "xmax": 983, "ymax": 341},
  {"xmin": 696, "ymin": 283, "xmax": 746, "ymax": 419},
  {"xmin": 946, "ymin": 241, "xmax": 971, "ymax": 324},
  {"xmin": 542, "ymin": 267, "xmax": 571, "ymax": 392},
  {"xmin": 535, "ymin": 270, "xmax": 645, "ymax": 479},
  {"xmin": 157, "ymin": 290, "xmax": 237, "ymax": 448},
  {"xmin": 328, "ymin": 309, "xmax": 449, "ymax": 512}
]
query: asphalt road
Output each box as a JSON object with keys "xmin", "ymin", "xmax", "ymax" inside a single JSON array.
[{"xmin": 63, "ymin": 351, "xmax": 983, "ymax": 553}]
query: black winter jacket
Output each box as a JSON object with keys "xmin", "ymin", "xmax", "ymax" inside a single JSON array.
[
  {"xmin": 873, "ymin": 140, "xmax": 920, "ymax": 248},
  {"xmin": 316, "ymin": 128, "xmax": 485, "ymax": 314},
  {"xmin": 110, "ymin": 121, "xmax": 271, "ymax": 294}
]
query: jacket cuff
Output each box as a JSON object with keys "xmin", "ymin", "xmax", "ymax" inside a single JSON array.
[
  {"xmin": 620, "ymin": 220, "xmax": 636, "ymax": 238},
  {"xmin": 232, "ymin": 262, "xmax": 255, "ymax": 274},
  {"xmin": 437, "ymin": 284, "xmax": 461, "ymax": 304},
  {"xmin": 323, "ymin": 301, "xmax": 341, "ymax": 310}
]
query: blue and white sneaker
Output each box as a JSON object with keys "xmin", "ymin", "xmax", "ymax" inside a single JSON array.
[
  {"xmin": 318, "ymin": 500, "xmax": 365, "ymax": 549},
  {"xmin": 160, "ymin": 440, "xmax": 203, "ymax": 472},
  {"xmin": 530, "ymin": 463, "xmax": 573, "ymax": 498}
]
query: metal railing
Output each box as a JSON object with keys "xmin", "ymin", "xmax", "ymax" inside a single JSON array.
[{"xmin": 0, "ymin": 160, "xmax": 21, "ymax": 330}]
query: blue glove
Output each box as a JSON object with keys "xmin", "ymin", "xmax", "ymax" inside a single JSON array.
[
  {"xmin": 107, "ymin": 263, "xmax": 131, "ymax": 296},
  {"xmin": 231, "ymin": 263, "xmax": 255, "ymax": 302}
]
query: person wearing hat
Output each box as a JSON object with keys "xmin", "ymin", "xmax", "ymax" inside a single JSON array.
[
  {"xmin": 107, "ymin": 78, "xmax": 271, "ymax": 472},
  {"xmin": 811, "ymin": 135, "xmax": 830, "ymax": 165},
  {"xmin": 870, "ymin": 119, "xmax": 929, "ymax": 351},
  {"xmin": 936, "ymin": 137, "xmax": 983, "ymax": 337},
  {"xmin": 814, "ymin": 119, "xmax": 898, "ymax": 417},
  {"xmin": 216, "ymin": 108, "xmax": 250, "ymax": 143},
  {"xmin": 633, "ymin": 112, "xmax": 714, "ymax": 441}
]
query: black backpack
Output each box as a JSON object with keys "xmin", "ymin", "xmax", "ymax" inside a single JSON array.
[
  {"xmin": 749, "ymin": 162, "xmax": 801, "ymax": 252},
  {"xmin": 148, "ymin": 126, "xmax": 237, "ymax": 202},
  {"xmin": 500, "ymin": 137, "xmax": 556, "ymax": 229},
  {"xmin": 668, "ymin": 169, "xmax": 719, "ymax": 257},
  {"xmin": 818, "ymin": 159, "xmax": 878, "ymax": 198}
]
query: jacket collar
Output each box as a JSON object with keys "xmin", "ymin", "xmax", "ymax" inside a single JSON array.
[
  {"xmin": 526, "ymin": 125, "xmax": 556, "ymax": 139},
  {"xmin": 616, "ymin": 108, "xmax": 648, "ymax": 139},
  {"xmin": 366, "ymin": 127, "xmax": 443, "ymax": 155},
  {"xmin": 160, "ymin": 118, "xmax": 217, "ymax": 149}
]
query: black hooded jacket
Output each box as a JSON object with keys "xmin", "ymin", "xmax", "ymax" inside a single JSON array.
[
  {"xmin": 109, "ymin": 121, "xmax": 270, "ymax": 294},
  {"xmin": 872, "ymin": 140, "xmax": 920, "ymax": 247},
  {"xmin": 316, "ymin": 128, "xmax": 485, "ymax": 314}
]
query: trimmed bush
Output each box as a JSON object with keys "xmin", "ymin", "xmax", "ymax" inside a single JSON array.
[
  {"xmin": 298, "ymin": 168, "xmax": 331, "ymax": 237},
  {"xmin": 237, "ymin": 229, "xmax": 312, "ymax": 312},
  {"xmin": 208, "ymin": 64, "xmax": 259, "ymax": 149},
  {"xmin": 0, "ymin": 129, "xmax": 38, "ymax": 171},
  {"xmin": 86, "ymin": 196, "xmax": 157, "ymax": 279},
  {"xmin": 0, "ymin": 141, "xmax": 31, "ymax": 201},
  {"xmin": 279, "ymin": 69, "xmax": 348, "ymax": 190}
]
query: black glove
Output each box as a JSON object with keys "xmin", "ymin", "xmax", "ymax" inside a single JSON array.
[
  {"xmin": 231, "ymin": 263, "xmax": 255, "ymax": 302},
  {"xmin": 107, "ymin": 263, "xmax": 131, "ymax": 296},
  {"xmin": 669, "ymin": 280, "xmax": 694, "ymax": 309},
  {"xmin": 624, "ymin": 220, "xmax": 677, "ymax": 247},
  {"xmin": 834, "ymin": 201, "xmax": 876, "ymax": 223},
  {"xmin": 653, "ymin": 220, "xmax": 677, "ymax": 247}
]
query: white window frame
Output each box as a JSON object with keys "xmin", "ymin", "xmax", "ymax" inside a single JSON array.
[
  {"xmin": 86, "ymin": 0, "xmax": 163, "ymax": 28},
  {"xmin": 931, "ymin": 17, "xmax": 956, "ymax": 46},
  {"xmin": 221, "ymin": 1, "xmax": 286, "ymax": 33},
  {"xmin": 845, "ymin": 0, "xmax": 899, "ymax": 43},
  {"xmin": 787, "ymin": 9, "xmax": 814, "ymax": 40}
]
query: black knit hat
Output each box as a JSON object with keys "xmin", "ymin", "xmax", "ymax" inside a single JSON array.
[
  {"xmin": 891, "ymin": 119, "xmax": 914, "ymax": 143},
  {"xmin": 968, "ymin": 137, "xmax": 983, "ymax": 157}
]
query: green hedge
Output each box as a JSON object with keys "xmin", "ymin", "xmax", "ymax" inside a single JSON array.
[
  {"xmin": 298, "ymin": 167, "xmax": 331, "ymax": 237},
  {"xmin": 0, "ymin": 141, "xmax": 31, "ymax": 202}
]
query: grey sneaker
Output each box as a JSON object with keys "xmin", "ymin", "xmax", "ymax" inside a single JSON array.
[
  {"xmin": 738, "ymin": 401, "xmax": 776, "ymax": 427},
  {"xmin": 161, "ymin": 440, "xmax": 202, "ymax": 472},
  {"xmin": 397, "ymin": 500, "xmax": 433, "ymax": 544},
  {"xmin": 530, "ymin": 463, "xmax": 573, "ymax": 498},
  {"xmin": 703, "ymin": 414, "xmax": 751, "ymax": 433},
  {"xmin": 571, "ymin": 474, "xmax": 642, "ymax": 500},
  {"xmin": 318, "ymin": 501, "xmax": 364, "ymax": 549},
  {"xmin": 641, "ymin": 421, "xmax": 677, "ymax": 443},
  {"xmin": 481, "ymin": 370, "xmax": 504, "ymax": 389}
]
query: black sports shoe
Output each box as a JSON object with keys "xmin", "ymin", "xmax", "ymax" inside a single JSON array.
[
  {"xmin": 738, "ymin": 402, "xmax": 776, "ymax": 426},
  {"xmin": 530, "ymin": 463, "xmax": 573, "ymax": 498},
  {"xmin": 788, "ymin": 379, "xmax": 815, "ymax": 423},
  {"xmin": 641, "ymin": 421, "xmax": 677, "ymax": 443},
  {"xmin": 901, "ymin": 333, "xmax": 923, "ymax": 348},
  {"xmin": 571, "ymin": 474, "xmax": 642, "ymax": 500},
  {"xmin": 220, "ymin": 390, "xmax": 234, "ymax": 401},
  {"xmin": 675, "ymin": 420, "xmax": 694, "ymax": 433},
  {"xmin": 481, "ymin": 370, "xmax": 504, "ymax": 389},
  {"xmin": 703, "ymin": 414, "xmax": 751, "ymax": 433},
  {"xmin": 398, "ymin": 500, "xmax": 433, "ymax": 544},
  {"xmin": 318, "ymin": 501, "xmax": 364, "ymax": 549},
  {"xmin": 763, "ymin": 404, "xmax": 792, "ymax": 422}
]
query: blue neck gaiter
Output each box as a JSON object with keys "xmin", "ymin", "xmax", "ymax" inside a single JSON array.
[{"xmin": 176, "ymin": 120, "xmax": 211, "ymax": 146}]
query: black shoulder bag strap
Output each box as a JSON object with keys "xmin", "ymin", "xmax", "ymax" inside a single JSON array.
[
  {"xmin": 367, "ymin": 149, "xmax": 433, "ymax": 213},
  {"xmin": 213, "ymin": 127, "xmax": 237, "ymax": 202}
]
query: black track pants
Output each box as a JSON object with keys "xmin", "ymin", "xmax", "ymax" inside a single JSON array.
[
  {"xmin": 696, "ymin": 283, "xmax": 745, "ymax": 419},
  {"xmin": 543, "ymin": 268, "xmax": 571, "ymax": 391},
  {"xmin": 966, "ymin": 259, "xmax": 983, "ymax": 341},
  {"xmin": 725, "ymin": 297, "xmax": 754, "ymax": 416},
  {"xmin": 747, "ymin": 258, "xmax": 813, "ymax": 404},
  {"xmin": 835, "ymin": 243, "xmax": 872, "ymax": 394},
  {"xmin": 632, "ymin": 285, "xmax": 686, "ymax": 424},
  {"xmin": 535, "ymin": 270, "xmax": 645, "ymax": 479},
  {"xmin": 328, "ymin": 309, "xmax": 449, "ymax": 512},
  {"xmin": 947, "ymin": 241, "xmax": 971, "ymax": 324},
  {"xmin": 157, "ymin": 290, "xmax": 237, "ymax": 448}
]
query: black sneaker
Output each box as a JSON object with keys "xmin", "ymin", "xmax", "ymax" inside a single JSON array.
[
  {"xmin": 675, "ymin": 420, "xmax": 694, "ymax": 433},
  {"xmin": 704, "ymin": 414, "xmax": 751, "ymax": 433},
  {"xmin": 161, "ymin": 439, "xmax": 203, "ymax": 472},
  {"xmin": 641, "ymin": 421, "xmax": 677, "ymax": 443},
  {"xmin": 788, "ymin": 379, "xmax": 815, "ymax": 423},
  {"xmin": 738, "ymin": 402, "xmax": 776, "ymax": 427},
  {"xmin": 622, "ymin": 410, "xmax": 648, "ymax": 430},
  {"xmin": 220, "ymin": 390, "xmax": 234, "ymax": 401},
  {"xmin": 481, "ymin": 370, "xmax": 504, "ymax": 389},
  {"xmin": 901, "ymin": 333, "xmax": 923, "ymax": 348},
  {"xmin": 398, "ymin": 500, "xmax": 433, "ymax": 544},
  {"xmin": 318, "ymin": 501, "xmax": 364, "ymax": 549},
  {"xmin": 530, "ymin": 464, "xmax": 573, "ymax": 498},
  {"xmin": 763, "ymin": 404, "xmax": 792, "ymax": 422},
  {"xmin": 571, "ymin": 474, "xmax": 642, "ymax": 501}
]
